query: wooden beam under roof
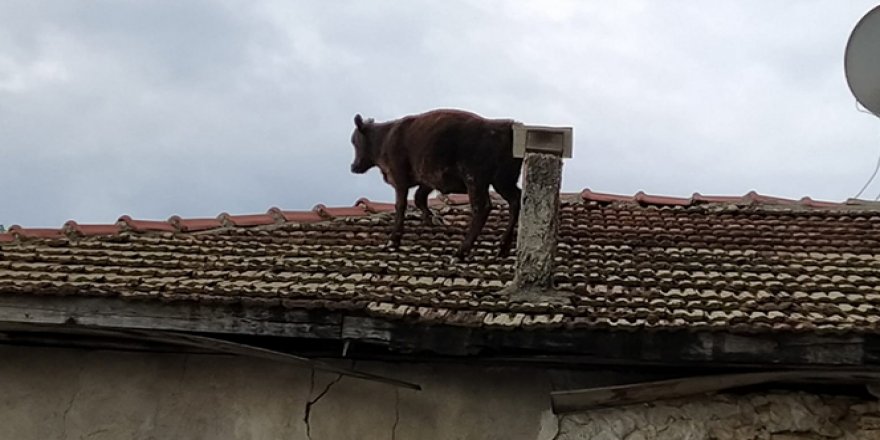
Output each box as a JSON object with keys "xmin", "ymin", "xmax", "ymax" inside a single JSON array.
[
  {"xmin": 1, "ymin": 294, "xmax": 880, "ymax": 370},
  {"xmin": 551, "ymin": 370, "xmax": 880, "ymax": 414}
]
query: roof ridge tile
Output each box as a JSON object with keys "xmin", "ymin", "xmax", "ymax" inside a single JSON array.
[
  {"xmin": 8, "ymin": 225, "xmax": 66, "ymax": 239},
  {"xmin": 799, "ymin": 197, "xmax": 839, "ymax": 208},
  {"xmin": 275, "ymin": 210, "xmax": 325, "ymax": 223},
  {"xmin": 356, "ymin": 198, "xmax": 396, "ymax": 213},
  {"xmin": 743, "ymin": 191, "xmax": 797, "ymax": 205},
  {"xmin": 117, "ymin": 215, "xmax": 176, "ymax": 233},
  {"xmin": 634, "ymin": 191, "xmax": 691, "ymax": 206},
  {"xmin": 218, "ymin": 212, "xmax": 277, "ymax": 227},
  {"xmin": 312, "ymin": 204, "xmax": 330, "ymax": 219},
  {"xmin": 318, "ymin": 205, "xmax": 371, "ymax": 218},
  {"xmin": 168, "ymin": 215, "xmax": 223, "ymax": 232},
  {"xmin": 581, "ymin": 188, "xmax": 633, "ymax": 203},
  {"xmin": 691, "ymin": 193, "xmax": 742, "ymax": 204},
  {"xmin": 63, "ymin": 220, "xmax": 121, "ymax": 237}
]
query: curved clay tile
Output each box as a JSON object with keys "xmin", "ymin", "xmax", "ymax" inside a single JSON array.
[
  {"xmin": 168, "ymin": 215, "xmax": 223, "ymax": 232},
  {"xmin": 634, "ymin": 191, "xmax": 690, "ymax": 206},
  {"xmin": 218, "ymin": 213, "xmax": 277, "ymax": 227},
  {"xmin": 63, "ymin": 220, "xmax": 121, "ymax": 236},
  {"xmin": 116, "ymin": 215, "xmax": 176, "ymax": 232}
]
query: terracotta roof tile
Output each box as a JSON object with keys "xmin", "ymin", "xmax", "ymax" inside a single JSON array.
[
  {"xmin": 63, "ymin": 221, "xmax": 121, "ymax": 237},
  {"xmin": 634, "ymin": 191, "xmax": 690, "ymax": 206},
  {"xmin": 799, "ymin": 197, "xmax": 840, "ymax": 208},
  {"xmin": 168, "ymin": 216, "xmax": 223, "ymax": 232},
  {"xmin": 581, "ymin": 189, "xmax": 633, "ymax": 203},
  {"xmin": 219, "ymin": 213, "xmax": 277, "ymax": 227},
  {"xmin": 117, "ymin": 216, "xmax": 176, "ymax": 233},
  {"xmin": 691, "ymin": 193, "xmax": 744, "ymax": 204},
  {"xmin": 741, "ymin": 190, "xmax": 797, "ymax": 205},
  {"xmin": 313, "ymin": 204, "xmax": 369, "ymax": 218},
  {"xmin": 2, "ymin": 189, "xmax": 879, "ymax": 334},
  {"xmin": 439, "ymin": 193, "xmax": 470, "ymax": 205},
  {"xmin": 8, "ymin": 225, "xmax": 65, "ymax": 239},
  {"xmin": 355, "ymin": 198, "xmax": 396, "ymax": 213},
  {"xmin": 273, "ymin": 210, "xmax": 325, "ymax": 223}
]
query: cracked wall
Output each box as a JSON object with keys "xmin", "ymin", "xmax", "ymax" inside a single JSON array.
[
  {"xmin": 556, "ymin": 391, "xmax": 880, "ymax": 440},
  {"xmin": 4, "ymin": 345, "xmax": 880, "ymax": 440},
  {"xmin": 0, "ymin": 346, "xmax": 555, "ymax": 440}
]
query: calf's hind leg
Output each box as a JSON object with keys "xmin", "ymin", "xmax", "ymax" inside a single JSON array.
[
  {"xmin": 455, "ymin": 184, "xmax": 492, "ymax": 260},
  {"xmin": 414, "ymin": 185, "xmax": 444, "ymax": 226},
  {"xmin": 493, "ymin": 181, "xmax": 521, "ymax": 258}
]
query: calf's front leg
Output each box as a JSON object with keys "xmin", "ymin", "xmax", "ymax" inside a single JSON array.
[{"xmin": 388, "ymin": 185, "xmax": 409, "ymax": 249}]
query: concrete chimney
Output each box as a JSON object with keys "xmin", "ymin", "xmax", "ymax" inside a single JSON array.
[{"xmin": 504, "ymin": 123, "xmax": 573, "ymax": 304}]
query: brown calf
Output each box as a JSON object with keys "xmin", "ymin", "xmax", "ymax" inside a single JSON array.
[{"xmin": 349, "ymin": 109, "xmax": 523, "ymax": 259}]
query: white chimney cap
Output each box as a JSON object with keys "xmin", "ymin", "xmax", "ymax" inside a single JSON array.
[{"xmin": 512, "ymin": 123, "xmax": 573, "ymax": 159}]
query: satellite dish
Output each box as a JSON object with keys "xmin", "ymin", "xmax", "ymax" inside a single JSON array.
[{"xmin": 846, "ymin": 5, "xmax": 880, "ymax": 116}]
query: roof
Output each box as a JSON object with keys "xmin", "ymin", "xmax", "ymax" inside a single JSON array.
[{"xmin": 2, "ymin": 189, "xmax": 880, "ymax": 334}]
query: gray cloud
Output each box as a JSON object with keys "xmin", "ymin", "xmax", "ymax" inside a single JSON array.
[{"xmin": 1, "ymin": 1, "xmax": 879, "ymax": 227}]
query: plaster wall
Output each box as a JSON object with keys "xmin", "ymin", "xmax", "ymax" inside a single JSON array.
[
  {"xmin": 0, "ymin": 346, "xmax": 555, "ymax": 440},
  {"xmin": 2, "ymin": 346, "xmax": 879, "ymax": 440},
  {"xmin": 557, "ymin": 391, "xmax": 880, "ymax": 440}
]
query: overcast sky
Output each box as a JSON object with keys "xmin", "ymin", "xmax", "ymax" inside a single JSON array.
[{"xmin": 2, "ymin": 1, "xmax": 880, "ymax": 227}]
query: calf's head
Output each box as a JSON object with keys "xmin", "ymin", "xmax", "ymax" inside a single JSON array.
[{"xmin": 350, "ymin": 114, "xmax": 376, "ymax": 174}]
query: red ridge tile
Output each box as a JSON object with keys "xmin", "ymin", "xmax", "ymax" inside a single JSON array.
[
  {"xmin": 168, "ymin": 216, "xmax": 223, "ymax": 232},
  {"xmin": 320, "ymin": 206, "xmax": 370, "ymax": 217},
  {"xmin": 219, "ymin": 213, "xmax": 277, "ymax": 227},
  {"xmin": 117, "ymin": 216, "xmax": 176, "ymax": 232},
  {"xmin": 440, "ymin": 194, "xmax": 470, "ymax": 205},
  {"xmin": 276, "ymin": 210, "xmax": 325, "ymax": 223},
  {"xmin": 799, "ymin": 197, "xmax": 842, "ymax": 208},
  {"xmin": 63, "ymin": 221, "xmax": 121, "ymax": 236},
  {"xmin": 356, "ymin": 198, "xmax": 396, "ymax": 213},
  {"xmin": 691, "ymin": 193, "xmax": 744, "ymax": 204},
  {"xmin": 634, "ymin": 191, "xmax": 691, "ymax": 206},
  {"xmin": 743, "ymin": 191, "xmax": 797, "ymax": 205},
  {"xmin": 267, "ymin": 207, "xmax": 285, "ymax": 222},
  {"xmin": 9, "ymin": 225, "xmax": 65, "ymax": 238},
  {"xmin": 312, "ymin": 204, "xmax": 333, "ymax": 219},
  {"xmin": 844, "ymin": 198, "xmax": 880, "ymax": 206},
  {"xmin": 311, "ymin": 204, "xmax": 370, "ymax": 218},
  {"xmin": 0, "ymin": 233, "xmax": 14, "ymax": 243},
  {"xmin": 581, "ymin": 189, "xmax": 633, "ymax": 203}
]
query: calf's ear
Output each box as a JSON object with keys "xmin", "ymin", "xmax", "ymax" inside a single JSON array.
[{"xmin": 354, "ymin": 114, "xmax": 366, "ymax": 132}]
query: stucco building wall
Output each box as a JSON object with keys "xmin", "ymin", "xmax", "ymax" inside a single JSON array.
[
  {"xmin": 557, "ymin": 392, "xmax": 880, "ymax": 440},
  {"xmin": 0, "ymin": 346, "xmax": 557, "ymax": 440},
  {"xmin": 1, "ymin": 345, "xmax": 878, "ymax": 440}
]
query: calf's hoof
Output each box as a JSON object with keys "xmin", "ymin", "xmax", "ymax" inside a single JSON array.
[
  {"xmin": 383, "ymin": 237, "xmax": 401, "ymax": 250},
  {"xmin": 423, "ymin": 214, "xmax": 447, "ymax": 226},
  {"xmin": 453, "ymin": 249, "xmax": 472, "ymax": 262}
]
